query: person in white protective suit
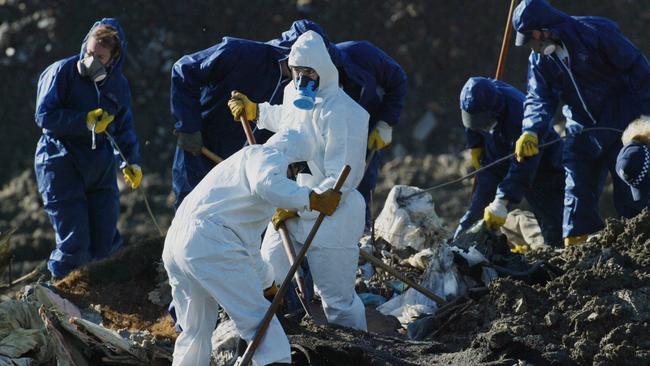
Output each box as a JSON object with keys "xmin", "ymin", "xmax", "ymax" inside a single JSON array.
[
  {"xmin": 228, "ymin": 30, "xmax": 370, "ymax": 331},
  {"xmin": 162, "ymin": 129, "xmax": 343, "ymax": 366}
]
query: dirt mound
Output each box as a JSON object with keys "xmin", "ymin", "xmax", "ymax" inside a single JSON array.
[
  {"xmin": 426, "ymin": 210, "xmax": 650, "ymax": 365},
  {"xmin": 54, "ymin": 236, "xmax": 176, "ymax": 340}
]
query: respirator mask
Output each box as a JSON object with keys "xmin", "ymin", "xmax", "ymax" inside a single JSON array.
[
  {"xmin": 77, "ymin": 55, "xmax": 108, "ymax": 83},
  {"xmin": 291, "ymin": 66, "xmax": 319, "ymax": 110},
  {"xmin": 528, "ymin": 31, "xmax": 557, "ymax": 56}
]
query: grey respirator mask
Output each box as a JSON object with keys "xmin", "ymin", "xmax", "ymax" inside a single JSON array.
[
  {"xmin": 528, "ymin": 36, "xmax": 557, "ymax": 56},
  {"xmin": 77, "ymin": 55, "xmax": 108, "ymax": 83}
]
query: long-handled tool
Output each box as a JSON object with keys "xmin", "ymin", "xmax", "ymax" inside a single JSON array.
[
  {"xmin": 201, "ymin": 147, "xmax": 223, "ymax": 164},
  {"xmin": 359, "ymin": 250, "xmax": 445, "ymax": 306},
  {"xmin": 276, "ymin": 222, "xmax": 314, "ymax": 318},
  {"xmin": 232, "ymin": 91, "xmax": 257, "ymax": 146},
  {"xmin": 232, "ymin": 98, "xmax": 315, "ymax": 316},
  {"xmin": 471, "ymin": 0, "xmax": 517, "ymax": 194},
  {"xmin": 238, "ymin": 165, "xmax": 351, "ymax": 366},
  {"xmin": 104, "ymin": 130, "xmax": 164, "ymax": 237}
]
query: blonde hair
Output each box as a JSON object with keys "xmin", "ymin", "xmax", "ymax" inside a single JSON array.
[
  {"xmin": 622, "ymin": 116, "xmax": 650, "ymax": 146},
  {"xmin": 92, "ymin": 25, "xmax": 120, "ymax": 58}
]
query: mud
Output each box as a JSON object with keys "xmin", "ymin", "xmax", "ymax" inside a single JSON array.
[
  {"xmin": 424, "ymin": 210, "xmax": 650, "ymax": 365},
  {"xmin": 53, "ymin": 236, "xmax": 177, "ymax": 340}
]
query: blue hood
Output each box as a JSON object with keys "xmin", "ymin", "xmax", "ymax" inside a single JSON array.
[
  {"xmin": 513, "ymin": 0, "xmax": 568, "ymax": 35},
  {"xmin": 460, "ymin": 77, "xmax": 505, "ymax": 114},
  {"xmin": 513, "ymin": 0, "xmax": 620, "ymax": 44},
  {"xmin": 267, "ymin": 19, "xmax": 341, "ymax": 65},
  {"xmin": 79, "ymin": 18, "xmax": 127, "ymax": 74}
]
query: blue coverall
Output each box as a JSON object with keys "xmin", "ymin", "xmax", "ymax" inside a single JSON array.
[
  {"xmin": 455, "ymin": 77, "xmax": 564, "ymax": 247},
  {"xmin": 513, "ymin": 0, "xmax": 650, "ymax": 238},
  {"xmin": 170, "ymin": 20, "xmax": 336, "ymax": 208},
  {"xmin": 34, "ymin": 19, "xmax": 140, "ymax": 278},
  {"xmin": 335, "ymin": 41, "xmax": 407, "ymax": 226}
]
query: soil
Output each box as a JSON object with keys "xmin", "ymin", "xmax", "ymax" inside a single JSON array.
[{"xmin": 53, "ymin": 236, "xmax": 177, "ymax": 340}]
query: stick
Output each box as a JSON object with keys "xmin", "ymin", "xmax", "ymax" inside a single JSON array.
[
  {"xmin": 359, "ymin": 250, "xmax": 446, "ymax": 306},
  {"xmin": 231, "ymin": 91, "xmax": 257, "ymax": 145},
  {"xmin": 495, "ymin": 0, "xmax": 517, "ymax": 81},
  {"xmin": 238, "ymin": 165, "xmax": 351, "ymax": 365},
  {"xmin": 240, "ymin": 115, "xmax": 256, "ymax": 146},
  {"xmin": 201, "ymin": 147, "xmax": 224, "ymax": 164},
  {"xmin": 277, "ymin": 223, "xmax": 314, "ymax": 318},
  {"xmin": 471, "ymin": 0, "xmax": 516, "ymax": 194}
]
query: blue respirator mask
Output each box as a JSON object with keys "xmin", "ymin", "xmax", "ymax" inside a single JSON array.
[{"xmin": 291, "ymin": 67, "xmax": 319, "ymax": 110}]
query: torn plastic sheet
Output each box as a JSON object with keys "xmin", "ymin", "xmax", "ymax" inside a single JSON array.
[
  {"xmin": 374, "ymin": 185, "xmax": 449, "ymax": 251},
  {"xmin": 377, "ymin": 244, "xmax": 463, "ymax": 324}
]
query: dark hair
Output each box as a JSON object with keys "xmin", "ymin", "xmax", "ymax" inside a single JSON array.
[{"xmin": 92, "ymin": 25, "xmax": 120, "ymax": 58}]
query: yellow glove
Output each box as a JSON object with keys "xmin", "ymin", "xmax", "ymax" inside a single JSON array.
[
  {"xmin": 470, "ymin": 147, "xmax": 483, "ymax": 170},
  {"xmin": 483, "ymin": 198, "xmax": 508, "ymax": 230},
  {"xmin": 86, "ymin": 108, "xmax": 114, "ymax": 133},
  {"xmin": 122, "ymin": 164, "xmax": 142, "ymax": 189},
  {"xmin": 514, "ymin": 131, "xmax": 539, "ymax": 162},
  {"xmin": 564, "ymin": 234, "xmax": 588, "ymax": 247},
  {"xmin": 271, "ymin": 208, "xmax": 299, "ymax": 230},
  {"xmin": 309, "ymin": 189, "xmax": 342, "ymax": 216},
  {"xmin": 228, "ymin": 91, "xmax": 257, "ymax": 121},
  {"xmin": 263, "ymin": 281, "xmax": 281, "ymax": 303},
  {"xmin": 367, "ymin": 121, "xmax": 393, "ymax": 150}
]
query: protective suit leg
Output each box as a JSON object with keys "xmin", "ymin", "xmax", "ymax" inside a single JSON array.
[
  {"xmin": 86, "ymin": 169, "xmax": 122, "ymax": 260},
  {"xmin": 163, "ymin": 219, "xmax": 291, "ymax": 366},
  {"xmin": 562, "ymin": 134, "xmax": 609, "ymax": 238},
  {"xmin": 525, "ymin": 176, "xmax": 564, "ymax": 247},
  {"xmin": 261, "ymin": 225, "xmax": 367, "ymax": 331},
  {"xmin": 35, "ymin": 144, "xmax": 91, "ymax": 278},
  {"xmin": 356, "ymin": 150, "xmax": 381, "ymax": 228}
]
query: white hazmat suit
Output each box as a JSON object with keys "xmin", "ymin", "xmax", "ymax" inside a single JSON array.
[
  {"xmin": 163, "ymin": 130, "xmax": 316, "ymax": 366},
  {"xmin": 257, "ymin": 30, "xmax": 370, "ymax": 331}
]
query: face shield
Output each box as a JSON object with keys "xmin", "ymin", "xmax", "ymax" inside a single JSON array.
[
  {"xmin": 290, "ymin": 66, "xmax": 319, "ymax": 110},
  {"xmin": 461, "ymin": 110, "xmax": 498, "ymax": 133}
]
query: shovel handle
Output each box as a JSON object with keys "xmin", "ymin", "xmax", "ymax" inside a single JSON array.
[
  {"xmin": 201, "ymin": 147, "xmax": 224, "ymax": 164},
  {"xmin": 231, "ymin": 91, "xmax": 257, "ymax": 145},
  {"xmin": 239, "ymin": 165, "xmax": 351, "ymax": 365}
]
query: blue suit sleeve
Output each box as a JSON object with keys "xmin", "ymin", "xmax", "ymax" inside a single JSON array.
[
  {"xmin": 465, "ymin": 128, "xmax": 484, "ymax": 149},
  {"xmin": 599, "ymin": 30, "xmax": 650, "ymax": 115},
  {"xmin": 345, "ymin": 41, "xmax": 407, "ymax": 126},
  {"xmin": 35, "ymin": 63, "xmax": 88, "ymax": 137},
  {"xmin": 110, "ymin": 82, "xmax": 140, "ymax": 167},
  {"xmin": 456, "ymin": 168, "xmax": 501, "ymax": 235},
  {"xmin": 522, "ymin": 55, "xmax": 560, "ymax": 136},
  {"xmin": 170, "ymin": 43, "xmax": 239, "ymax": 133}
]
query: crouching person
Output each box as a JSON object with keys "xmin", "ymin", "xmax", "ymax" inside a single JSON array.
[{"xmin": 162, "ymin": 130, "xmax": 340, "ymax": 366}]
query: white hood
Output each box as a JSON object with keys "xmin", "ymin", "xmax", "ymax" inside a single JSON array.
[{"xmin": 288, "ymin": 30, "xmax": 339, "ymax": 99}]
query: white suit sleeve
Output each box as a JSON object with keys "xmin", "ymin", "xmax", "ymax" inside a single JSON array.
[
  {"xmin": 257, "ymin": 102, "xmax": 284, "ymax": 133},
  {"xmin": 314, "ymin": 117, "xmax": 364, "ymax": 194},
  {"xmin": 245, "ymin": 147, "xmax": 311, "ymax": 210}
]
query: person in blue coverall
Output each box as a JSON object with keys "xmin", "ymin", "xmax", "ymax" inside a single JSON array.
[
  {"xmin": 34, "ymin": 18, "xmax": 141, "ymax": 279},
  {"xmin": 269, "ymin": 23, "xmax": 408, "ymax": 227},
  {"xmin": 170, "ymin": 21, "xmax": 328, "ymax": 208},
  {"xmin": 455, "ymin": 77, "xmax": 564, "ymax": 248},
  {"xmin": 512, "ymin": 0, "xmax": 650, "ymax": 246}
]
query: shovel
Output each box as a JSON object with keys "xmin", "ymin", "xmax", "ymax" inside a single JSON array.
[{"xmin": 237, "ymin": 165, "xmax": 351, "ymax": 366}]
